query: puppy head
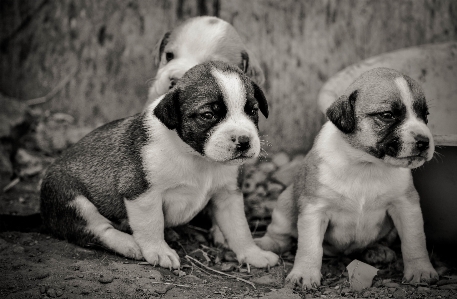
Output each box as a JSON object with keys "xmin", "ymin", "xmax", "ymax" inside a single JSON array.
[
  {"xmin": 326, "ymin": 68, "xmax": 434, "ymax": 169},
  {"xmin": 153, "ymin": 61, "xmax": 268, "ymax": 165},
  {"xmin": 148, "ymin": 16, "xmax": 264, "ymax": 104}
]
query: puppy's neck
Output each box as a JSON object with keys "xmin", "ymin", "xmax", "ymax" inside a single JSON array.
[{"xmin": 315, "ymin": 122, "xmax": 395, "ymax": 170}]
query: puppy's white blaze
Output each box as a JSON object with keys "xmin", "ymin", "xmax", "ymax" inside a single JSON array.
[
  {"xmin": 394, "ymin": 77, "xmax": 435, "ymax": 162},
  {"xmin": 211, "ymin": 69, "xmax": 246, "ymax": 113},
  {"xmin": 70, "ymin": 196, "xmax": 141, "ymax": 259},
  {"xmin": 204, "ymin": 69, "xmax": 260, "ymax": 163},
  {"xmin": 395, "ymin": 77, "xmax": 414, "ymax": 108}
]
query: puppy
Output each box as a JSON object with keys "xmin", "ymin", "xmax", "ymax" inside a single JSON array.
[
  {"xmin": 41, "ymin": 61, "xmax": 278, "ymax": 270},
  {"xmin": 146, "ymin": 16, "xmax": 264, "ymax": 106},
  {"xmin": 255, "ymin": 68, "xmax": 439, "ymax": 287}
]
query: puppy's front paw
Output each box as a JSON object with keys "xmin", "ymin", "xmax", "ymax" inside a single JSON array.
[
  {"xmin": 237, "ymin": 246, "xmax": 279, "ymax": 268},
  {"xmin": 363, "ymin": 244, "xmax": 396, "ymax": 264},
  {"xmin": 403, "ymin": 260, "xmax": 438, "ymax": 284},
  {"xmin": 142, "ymin": 242, "xmax": 180, "ymax": 270},
  {"xmin": 254, "ymin": 234, "xmax": 290, "ymax": 254},
  {"xmin": 210, "ymin": 225, "xmax": 228, "ymax": 248},
  {"xmin": 286, "ymin": 267, "xmax": 322, "ymax": 289}
]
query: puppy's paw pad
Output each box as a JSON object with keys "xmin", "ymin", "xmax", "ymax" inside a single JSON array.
[
  {"xmin": 142, "ymin": 243, "xmax": 180, "ymax": 270},
  {"xmin": 238, "ymin": 246, "xmax": 279, "ymax": 268},
  {"xmin": 286, "ymin": 268, "xmax": 321, "ymax": 289}
]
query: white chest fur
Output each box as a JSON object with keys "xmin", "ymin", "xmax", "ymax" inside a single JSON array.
[
  {"xmin": 315, "ymin": 123, "xmax": 411, "ymax": 249},
  {"xmin": 139, "ymin": 113, "xmax": 238, "ymax": 227}
]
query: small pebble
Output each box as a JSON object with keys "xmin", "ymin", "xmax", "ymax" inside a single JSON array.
[
  {"xmin": 47, "ymin": 288, "xmax": 57, "ymax": 298},
  {"xmin": 12, "ymin": 246, "xmax": 25, "ymax": 253},
  {"xmin": 40, "ymin": 286, "xmax": 47, "ymax": 293},
  {"xmin": 98, "ymin": 274, "xmax": 114, "ymax": 284},
  {"xmin": 438, "ymin": 284, "xmax": 457, "ymax": 290},
  {"xmin": 322, "ymin": 290, "xmax": 332, "ymax": 295},
  {"xmin": 77, "ymin": 274, "xmax": 84, "ymax": 278},
  {"xmin": 392, "ymin": 289, "xmax": 406, "ymax": 299},
  {"xmin": 384, "ymin": 282, "xmax": 400, "ymax": 288},
  {"xmin": 64, "ymin": 275, "xmax": 76, "ymax": 280},
  {"xmin": 437, "ymin": 278, "xmax": 457, "ymax": 286},
  {"xmin": 55, "ymin": 289, "xmax": 63, "ymax": 297},
  {"xmin": 155, "ymin": 284, "xmax": 174, "ymax": 294},
  {"xmin": 258, "ymin": 162, "xmax": 277, "ymax": 174},
  {"xmin": 417, "ymin": 286, "xmax": 430, "ymax": 292},
  {"xmin": 36, "ymin": 272, "xmax": 50, "ymax": 279},
  {"xmin": 341, "ymin": 287, "xmax": 351, "ymax": 295},
  {"xmin": 149, "ymin": 270, "xmax": 163, "ymax": 281},
  {"xmin": 251, "ymin": 275, "xmax": 277, "ymax": 285},
  {"xmin": 272, "ymin": 152, "xmax": 290, "ymax": 167},
  {"xmin": 220, "ymin": 263, "xmax": 237, "ymax": 272},
  {"xmin": 172, "ymin": 269, "xmax": 186, "ymax": 277}
]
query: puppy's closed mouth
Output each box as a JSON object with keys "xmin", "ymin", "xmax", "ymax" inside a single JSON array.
[
  {"xmin": 384, "ymin": 155, "xmax": 427, "ymax": 168},
  {"xmin": 231, "ymin": 153, "xmax": 255, "ymax": 160}
]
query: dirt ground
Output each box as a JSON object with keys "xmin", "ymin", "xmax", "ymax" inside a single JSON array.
[
  {"xmin": 1, "ymin": 170, "xmax": 457, "ymax": 299},
  {"xmin": 1, "ymin": 108, "xmax": 456, "ymax": 298}
]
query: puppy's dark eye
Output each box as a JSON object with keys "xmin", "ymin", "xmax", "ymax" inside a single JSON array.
[
  {"xmin": 200, "ymin": 112, "xmax": 215, "ymax": 120},
  {"xmin": 424, "ymin": 111, "xmax": 429, "ymax": 124},
  {"xmin": 379, "ymin": 111, "xmax": 395, "ymax": 120},
  {"xmin": 165, "ymin": 52, "xmax": 174, "ymax": 62},
  {"xmin": 246, "ymin": 103, "xmax": 259, "ymax": 116}
]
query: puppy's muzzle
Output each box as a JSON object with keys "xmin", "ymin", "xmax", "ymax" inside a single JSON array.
[{"xmin": 169, "ymin": 77, "xmax": 178, "ymax": 89}]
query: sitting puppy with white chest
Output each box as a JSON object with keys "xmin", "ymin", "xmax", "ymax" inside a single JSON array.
[
  {"xmin": 146, "ymin": 16, "xmax": 264, "ymax": 106},
  {"xmin": 255, "ymin": 68, "xmax": 438, "ymax": 287},
  {"xmin": 147, "ymin": 16, "xmax": 264, "ymax": 246},
  {"xmin": 40, "ymin": 61, "xmax": 279, "ymax": 270}
]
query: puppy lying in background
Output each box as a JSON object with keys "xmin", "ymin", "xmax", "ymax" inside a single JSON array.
[
  {"xmin": 256, "ymin": 68, "xmax": 438, "ymax": 287},
  {"xmin": 41, "ymin": 61, "xmax": 278, "ymax": 270},
  {"xmin": 146, "ymin": 16, "xmax": 264, "ymax": 106}
]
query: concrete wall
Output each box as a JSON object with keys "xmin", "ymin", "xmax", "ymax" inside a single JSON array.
[{"xmin": 1, "ymin": 0, "xmax": 456, "ymax": 153}]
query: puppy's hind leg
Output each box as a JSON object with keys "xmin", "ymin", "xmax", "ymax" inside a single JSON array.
[
  {"xmin": 71, "ymin": 196, "xmax": 143, "ymax": 260},
  {"xmin": 255, "ymin": 185, "xmax": 296, "ymax": 253}
]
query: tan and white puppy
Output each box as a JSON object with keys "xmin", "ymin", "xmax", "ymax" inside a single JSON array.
[
  {"xmin": 41, "ymin": 61, "xmax": 278, "ymax": 270},
  {"xmin": 255, "ymin": 68, "xmax": 438, "ymax": 288},
  {"xmin": 146, "ymin": 16, "xmax": 264, "ymax": 106}
]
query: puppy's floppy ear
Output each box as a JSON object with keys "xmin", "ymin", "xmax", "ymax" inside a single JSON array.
[
  {"xmin": 153, "ymin": 88, "xmax": 180, "ymax": 130},
  {"xmin": 326, "ymin": 90, "xmax": 358, "ymax": 133},
  {"xmin": 154, "ymin": 31, "xmax": 171, "ymax": 66},
  {"xmin": 241, "ymin": 50, "xmax": 265, "ymax": 85},
  {"xmin": 253, "ymin": 82, "xmax": 269, "ymax": 118}
]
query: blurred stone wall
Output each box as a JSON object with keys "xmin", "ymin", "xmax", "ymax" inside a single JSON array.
[{"xmin": 1, "ymin": 0, "xmax": 456, "ymax": 154}]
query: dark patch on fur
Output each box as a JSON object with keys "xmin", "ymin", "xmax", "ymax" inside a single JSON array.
[
  {"xmin": 404, "ymin": 75, "xmax": 429, "ymax": 123},
  {"xmin": 240, "ymin": 51, "xmax": 249, "ymax": 73},
  {"xmin": 158, "ymin": 31, "xmax": 171, "ymax": 61},
  {"xmin": 372, "ymin": 100, "xmax": 407, "ymax": 158},
  {"xmin": 40, "ymin": 114, "xmax": 150, "ymax": 245},
  {"xmin": 326, "ymin": 90, "xmax": 358, "ymax": 133},
  {"xmin": 252, "ymin": 81, "xmax": 268, "ymax": 118}
]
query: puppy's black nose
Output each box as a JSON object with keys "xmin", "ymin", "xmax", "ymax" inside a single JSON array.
[
  {"xmin": 236, "ymin": 135, "xmax": 251, "ymax": 151},
  {"xmin": 415, "ymin": 135, "xmax": 429, "ymax": 151}
]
